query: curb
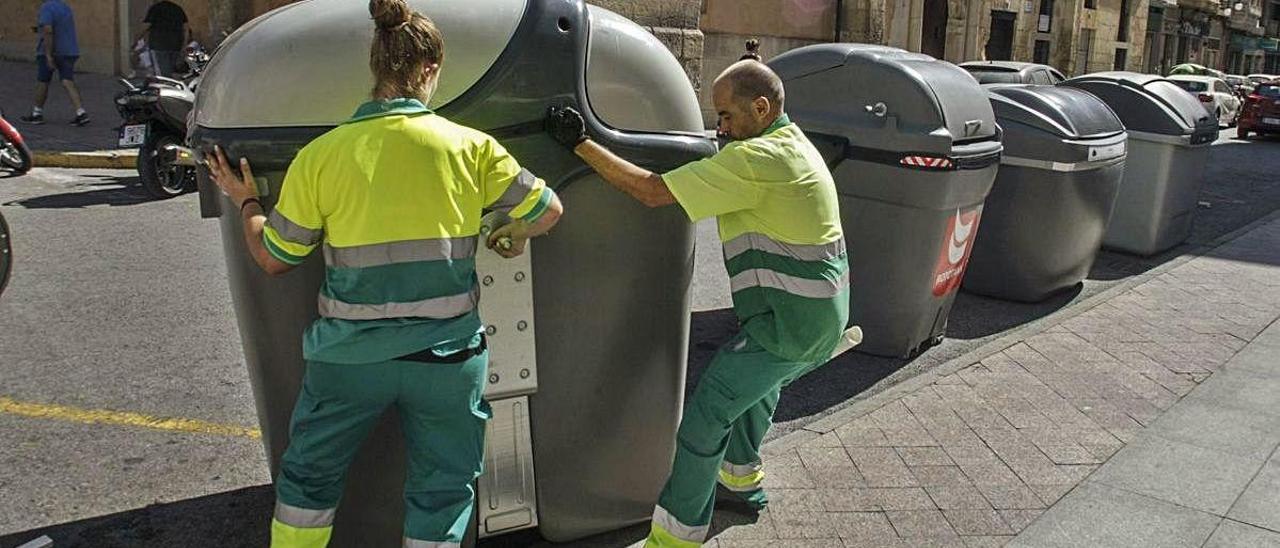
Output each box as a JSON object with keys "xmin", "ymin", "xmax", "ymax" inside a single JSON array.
[
  {"xmin": 32, "ymin": 150, "xmax": 138, "ymax": 170},
  {"xmin": 763, "ymin": 207, "xmax": 1280, "ymax": 457}
]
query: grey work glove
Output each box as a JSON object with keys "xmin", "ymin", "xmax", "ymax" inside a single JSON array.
[{"xmin": 545, "ymin": 106, "xmax": 587, "ymax": 149}]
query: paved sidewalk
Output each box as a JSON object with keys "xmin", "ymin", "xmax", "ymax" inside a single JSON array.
[
  {"xmin": 701, "ymin": 214, "xmax": 1280, "ymax": 547},
  {"xmin": 0, "ymin": 60, "xmax": 126, "ymax": 153}
]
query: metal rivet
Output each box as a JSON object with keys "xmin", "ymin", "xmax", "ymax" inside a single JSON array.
[
  {"xmin": 519, "ymin": 369, "xmax": 530, "ymax": 379},
  {"xmin": 517, "ymin": 321, "xmax": 528, "ymax": 331},
  {"xmin": 482, "ymin": 275, "xmax": 494, "ymax": 286},
  {"xmin": 485, "ymin": 325, "xmax": 497, "ymax": 335},
  {"xmin": 489, "ymin": 373, "xmax": 500, "ymax": 384},
  {"xmin": 514, "ymin": 272, "xmax": 526, "ymax": 282}
]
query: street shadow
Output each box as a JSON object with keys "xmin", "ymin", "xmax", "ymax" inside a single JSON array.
[
  {"xmin": 946, "ymin": 284, "xmax": 1083, "ymax": 340},
  {"xmin": 0, "ymin": 485, "xmax": 272, "ymax": 548},
  {"xmin": 5, "ymin": 177, "xmax": 161, "ymax": 209}
]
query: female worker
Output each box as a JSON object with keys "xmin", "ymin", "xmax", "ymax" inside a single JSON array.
[{"xmin": 206, "ymin": 0, "xmax": 563, "ymax": 545}]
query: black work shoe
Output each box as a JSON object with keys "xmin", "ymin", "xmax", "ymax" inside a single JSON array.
[
  {"xmin": 714, "ymin": 484, "xmax": 767, "ymax": 515},
  {"xmin": 70, "ymin": 113, "xmax": 91, "ymax": 126},
  {"xmin": 19, "ymin": 113, "xmax": 45, "ymax": 125}
]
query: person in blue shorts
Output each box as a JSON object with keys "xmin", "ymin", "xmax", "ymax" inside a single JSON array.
[{"xmin": 22, "ymin": 0, "xmax": 90, "ymax": 127}]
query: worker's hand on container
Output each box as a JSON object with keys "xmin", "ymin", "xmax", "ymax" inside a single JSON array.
[
  {"xmin": 485, "ymin": 221, "xmax": 528, "ymax": 259},
  {"xmin": 206, "ymin": 145, "xmax": 259, "ymax": 209},
  {"xmin": 545, "ymin": 106, "xmax": 587, "ymax": 149}
]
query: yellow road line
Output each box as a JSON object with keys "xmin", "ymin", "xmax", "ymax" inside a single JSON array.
[{"xmin": 0, "ymin": 396, "xmax": 261, "ymax": 439}]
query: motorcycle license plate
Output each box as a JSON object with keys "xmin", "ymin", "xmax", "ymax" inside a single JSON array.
[{"xmin": 118, "ymin": 124, "xmax": 147, "ymax": 147}]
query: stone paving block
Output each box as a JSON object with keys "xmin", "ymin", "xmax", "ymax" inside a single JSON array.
[
  {"xmin": 874, "ymin": 487, "xmax": 939, "ymax": 510},
  {"xmin": 1144, "ymin": 397, "xmax": 1280, "ymax": 460},
  {"xmin": 1035, "ymin": 443, "xmax": 1101, "ymax": 465},
  {"xmin": 1204, "ymin": 520, "xmax": 1280, "ymax": 548},
  {"xmin": 1028, "ymin": 483, "xmax": 1074, "ymax": 506},
  {"xmin": 998, "ymin": 509, "xmax": 1043, "ymax": 531},
  {"xmin": 1227, "ymin": 459, "xmax": 1280, "ymax": 532},
  {"xmin": 834, "ymin": 417, "xmax": 892, "ymax": 447},
  {"xmin": 977, "ymin": 484, "xmax": 1045, "ymax": 510},
  {"xmin": 769, "ymin": 510, "xmax": 841, "ymax": 539},
  {"xmin": 926, "ymin": 484, "xmax": 993, "ymax": 509},
  {"xmin": 898, "ymin": 446, "xmax": 954, "ymax": 466},
  {"xmin": 887, "ymin": 509, "xmax": 959, "ymax": 539},
  {"xmin": 959, "ymin": 460, "xmax": 1025, "ymax": 486},
  {"xmin": 1009, "ymin": 482, "xmax": 1220, "ymax": 548},
  {"xmin": 1079, "ymin": 442, "xmax": 1123, "ymax": 461},
  {"xmin": 760, "ymin": 452, "xmax": 816, "ymax": 489},
  {"xmin": 718, "ymin": 539, "xmax": 836, "ymax": 548},
  {"xmin": 1186, "ymin": 369, "xmax": 1280, "ymax": 418},
  {"xmin": 943, "ymin": 508, "xmax": 1014, "ymax": 536},
  {"xmin": 796, "ymin": 446, "xmax": 854, "ymax": 468},
  {"xmin": 820, "ymin": 488, "xmax": 880, "ymax": 512},
  {"xmin": 910, "ymin": 465, "xmax": 973, "ymax": 487},
  {"xmin": 872, "ymin": 401, "xmax": 939, "ymax": 447},
  {"xmin": 962, "ymin": 536, "xmax": 1013, "ymax": 548},
  {"xmin": 798, "ymin": 433, "xmax": 844, "ymax": 448},
  {"xmin": 765, "ymin": 488, "xmax": 826, "ymax": 513},
  {"xmin": 805, "ymin": 465, "xmax": 868, "ymax": 488},
  {"xmin": 1089, "ymin": 435, "xmax": 1263, "ymax": 515},
  {"xmin": 710, "ymin": 511, "xmax": 778, "ymax": 540},
  {"xmin": 828, "ymin": 511, "xmax": 897, "ymax": 543},
  {"xmin": 846, "ymin": 447, "xmax": 918, "ymax": 487}
]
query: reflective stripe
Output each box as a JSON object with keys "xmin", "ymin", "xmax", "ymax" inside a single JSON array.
[
  {"xmin": 274, "ymin": 501, "xmax": 335, "ymax": 528},
  {"xmin": 1001, "ymin": 155, "xmax": 1124, "ymax": 172},
  {"xmin": 489, "ymin": 169, "xmax": 537, "ymax": 213},
  {"xmin": 718, "ymin": 461, "xmax": 765, "ymax": 492},
  {"xmin": 729, "ymin": 268, "xmax": 848, "ymax": 299},
  {"xmin": 267, "ymin": 209, "xmax": 323, "ymax": 247},
  {"xmin": 323, "ymin": 237, "xmax": 478, "ymax": 268},
  {"xmin": 317, "ymin": 286, "xmax": 479, "ymax": 320},
  {"xmin": 651, "ymin": 506, "xmax": 709, "ymax": 545},
  {"xmin": 403, "ymin": 539, "xmax": 461, "ymax": 548},
  {"xmin": 722, "ymin": 232, "xmax": 846, "ymax": 262}
]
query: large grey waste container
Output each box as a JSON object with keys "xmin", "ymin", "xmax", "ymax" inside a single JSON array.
[
  {"xmin": 962, "ymin": 85, "xmax": 1127, "ymax": 302},
  {"xmin": 189, "ymin": 0, "xmax": 715, "ymax": 544},
  {"xmin": 1060, "ymin": 72, "xmax": 1218, "ymax": 256},
  {"xmin": 769, "ymin": 44, "xmax": 1003, "ymax": 358}
]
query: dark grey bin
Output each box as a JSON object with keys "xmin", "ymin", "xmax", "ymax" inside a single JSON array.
[
  {"xmin": 962, "ymin": 84, "xmax": 1127, "ymax": 302},
  {"xmin": 769, "ymin": 44, "xmax": 1003, "ymax": 358},
  {"xmin": 188, "ymin": 0, "xmax": 714, "ymax": 544},
  {"xmin": 1060, "ymin": 72, "xmax": 1218, "ymax": 256}
]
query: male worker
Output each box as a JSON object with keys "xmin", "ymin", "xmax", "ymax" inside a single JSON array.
[
  {"xmin": 545, "ymin": 59, "xmax": 850, "ymax": 547},
  {"xmin": 22, "ymin": 0, "xmax": 89, "ymax": 126},
  {"xmin": 134, "ymin": 0, "xmax": 191, "ymax": 77}
]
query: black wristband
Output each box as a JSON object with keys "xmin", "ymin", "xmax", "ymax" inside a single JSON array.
[{"xmin": 240, "ymin": 197, "xmax": 262, "ymax": 214}]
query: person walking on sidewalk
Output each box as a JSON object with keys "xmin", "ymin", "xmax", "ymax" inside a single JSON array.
[
  {"xmin": 205, "ymin": 0, "xmax": 563, "ymax": 545},
  {"xmin": 134, "ymin": 0, "xmax": 191, "ymax": 77},
  {"xmin": 22, "ymin": 0, "xmax": 89, "ymax": 126},
  {"xmin": 545, "ymin": 59, "xmax": 852, "ymax": 547}
]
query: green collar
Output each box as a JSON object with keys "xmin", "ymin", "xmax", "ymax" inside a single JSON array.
[
  {"xmin": 346, "ymin": 98, "xmax": 433, "ymax": 124},
  {"xmin": 762, "ymin": 113, "xmax": 791, "ymax": 135}
]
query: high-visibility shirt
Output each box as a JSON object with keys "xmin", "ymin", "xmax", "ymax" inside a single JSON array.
[
  {"xmin": 263, "ymin": 98, "xmax": 556, "ymax": 364},
  {"xmin": 663, "ymin": 114, "xmax": 849, "ymax": 363}
]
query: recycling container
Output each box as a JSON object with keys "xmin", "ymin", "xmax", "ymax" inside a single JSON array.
[
  {"xmin": 189, "ymin": 0, "xmax": 716, "ymax": 544},
  {"xmin": 1060, "ymin": 72, "xmax": 1218, "ymax": 256},
  {"xmin": 769, "ymin": 44, "xmax": 1003, "ymax": 358},
  {"xmin": 962, "ymin": 84, "xmax": 1127, "ymax": 302}
]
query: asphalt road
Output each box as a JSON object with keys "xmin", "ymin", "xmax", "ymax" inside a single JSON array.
[{"xmin": 1, "ymin": 130, "xmax": 1278, "ymax": 547}]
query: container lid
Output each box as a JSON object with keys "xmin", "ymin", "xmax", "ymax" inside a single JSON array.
[
  {"xmin": 984, "ymin": 84, "xmax": 1125, "ymax": 140},
  {"xmin": 770, "ymin": 43, "xmax": 998, "ymax": 146},
  {"xmin": 194, "ymin": 0, "xmax": 528, "ymax": 129},
  {"xmin": 1060, "ymin": 72, "xmax": 1217, "ymax": 136}
]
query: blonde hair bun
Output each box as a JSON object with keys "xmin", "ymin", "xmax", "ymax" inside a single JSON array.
[{"xmin": 370, "ymin": 0, "xmax": 413, "ymax": 30}]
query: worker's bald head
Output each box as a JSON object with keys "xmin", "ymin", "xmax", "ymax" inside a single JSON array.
[{"xmin": 712, "ymin": 60, "xmax": 787, "ymax": 141}]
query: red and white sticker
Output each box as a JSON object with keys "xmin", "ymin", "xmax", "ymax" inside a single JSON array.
[{"xmin": 931, "ymin": 206, "xmax": 983, "ymax": 297}]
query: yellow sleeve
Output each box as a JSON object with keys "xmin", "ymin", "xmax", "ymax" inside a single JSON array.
[
  {"xmin": 478, "ymin": 136, "xmax": 556, "ymax": 222},
  {"xmin": 262, "ymin": 156, "xmax": 323, "ymax": 265},
  {"xmin": 662, "ymin": 142, "xmax": 764, "ymax": 222}
]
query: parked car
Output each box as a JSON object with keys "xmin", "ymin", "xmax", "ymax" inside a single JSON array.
[
  {"xmin": 1167, "ymin": 75, "xmax": 1241, "ymax": 127},
  {"xmin": 960, "ymin": 61, "xmax": 1066, "ymax": 85},
  {"xmin": 1247, "ymin": 74, "xmax": 1278, "ymax": 86},
  {"xmin": 1237, "ymin": 82, "xmax": 1280, "ymax": 140},
  {"xmin": 1224, "ymin": 74, "xmax": 1254, "ymax": 95}
]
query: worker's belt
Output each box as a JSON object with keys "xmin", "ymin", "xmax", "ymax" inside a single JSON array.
[{"xmin": 397, "ymin": 336, "xmax": 488, "ymax": 364}]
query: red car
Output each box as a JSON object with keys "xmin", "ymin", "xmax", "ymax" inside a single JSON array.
[{"xmin": 1238, "ymin": 82, "xmax": 1280, "ymax": 139}]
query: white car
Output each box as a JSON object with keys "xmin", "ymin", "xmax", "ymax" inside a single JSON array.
[
  {"xmin": 1167, "ymin": 75, "xmax": 1241, "ymax": 127},
  {"xmin": 1247, "ymin": 74, "xmax": 1278, "ymax": 86}
]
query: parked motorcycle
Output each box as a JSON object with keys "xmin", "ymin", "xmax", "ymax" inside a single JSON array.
[
  {"xmin": 115, "ymin": 44, "xmax": 208, "ymax": 198},
  {"xmin": 0, "ymin": 209, "xmax": 11, "ymax": 298},
  {"xmin": 0, "ymin": 110, "xmax": 33, "ymax": 176}
]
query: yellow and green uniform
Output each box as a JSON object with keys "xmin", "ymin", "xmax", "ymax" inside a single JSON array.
[
  {"xmin": 264, "ymin": 98, "xmax": 555, "ymax": 548},
  {"xmin": 645, "ymin": 114, "xmax": 849, "ymax": 548}
]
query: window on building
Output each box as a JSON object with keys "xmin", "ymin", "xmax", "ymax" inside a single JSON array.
[
  {"xmin": 1034, "ymin": 39, "xmax": 1052, "ymax": 64},
  {"xmin": 1117, "ymin": 0, "xmax": 1131, "ymax": 41},
  {"xmin": 1038, "ymin": 0, "xmax": 1054, "ymax": 32},
  {"xmin": 1114, "ymin": 48, "xmax": 1128, "ymax": 70},
  {"xmin": 1085, "ymin": 0, "xmax": 1096, "ymax": 9}
]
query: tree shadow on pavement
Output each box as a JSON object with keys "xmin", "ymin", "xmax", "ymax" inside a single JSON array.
[
  {"xmin": 0, "ymin": 485, "xmax": 272, "ymax": 548},
  {"xmin": 5, "ymin": 177, "xmax": 163, "ymax": 209}
]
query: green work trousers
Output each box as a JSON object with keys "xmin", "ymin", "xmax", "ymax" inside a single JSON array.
[
  {"xmin": 270, "ymin": 350, "xmax": 491, "ymax": 548},
  {"xmin": 645, "ymin": 332, "xmax": 825, "ymax": 547}
]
